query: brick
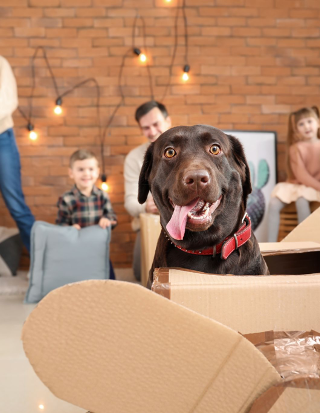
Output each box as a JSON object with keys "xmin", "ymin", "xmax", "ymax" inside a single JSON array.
[
  {"xmin": 14, "ymin": 27, "xmax": 45, "ymax": 37},
  {"xmin": 232, "ymin": 27, "xmax": 262, "ymax": 37},
  {"xmin": 31, "ymin": 18, "xmax": 62, "ymax": 27},
  {"xmin": 0, "ymin": 18, "xmax": 29, "ymax": 27},
  {"xmin": 94, "ymin": 0, "xmax": 123, "ymax": 5},
  {"xmin": 44, "ymin": 8, "xmax": 75, "ymax": 17},
  {"xmin": 46, "ymin": 28, "xmax": 77, "ymax": 37},
  {"xmin": 63, "ymin": 18, "xmax": 94, "ymax": 27},
  {"xmin": 246, "ymin": 95, "xmax": 275, "ymax": 104},
  {"xmin": 262, "ymin": 28, "xmax": 291, "ymax": 37},
  {"xmin": 0, "ymin": 0, "xmax": 27, "ymax": 5},
  {"xmin": 29, "ymin": 0, "xmax": 60, "ymax": 5},
  {"xmin": 202, "ymin": 27, "xmax": 231, "ymax": 36},
  {"xmin": 61, "ymin": 0, "xmax": 91, "ymax": 5},
  {"xmin": 292, "ymin": 28, "xmax": 320, "ymax": 37},
  {"xmin": 94, "ymin": 18, "xmax": 123, "ymax": 27},
  {"xmin": 262, "ymin": 105, "xmax": 291, "ymax": 114},
  {"xmin": 77, "ymin": 8, "xmax": 106, "ymax": 17}
]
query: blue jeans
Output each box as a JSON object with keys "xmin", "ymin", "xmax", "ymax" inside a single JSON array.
[{"xmin": 0, "ymin": 128, "xmax": 35, "ymax": 252}]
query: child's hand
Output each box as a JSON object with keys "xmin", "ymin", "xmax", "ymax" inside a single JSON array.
[
  {"xmin": 73, "ymin": 224, "xmax": 81, "ymax": 230},
  {"xmin": 99, "ymin": 217, "xmax": 117, "ymax": 229}
]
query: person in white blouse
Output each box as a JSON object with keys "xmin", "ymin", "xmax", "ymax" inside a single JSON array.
[
  {"xmin": 124, "ymin": 101, "xmax": 171, "ymax": 281},
  {"xmin": 0, "ymin": 56, "xmax": 34, "ymax": 252}
]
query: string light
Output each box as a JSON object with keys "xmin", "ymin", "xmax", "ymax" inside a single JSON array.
[
  {"xmin": 182, "ymin": 64, "xmax": 190, "ymax": 81},
  {"xmin": 27, "ymin": 123, "xmax": 37, "ymax": 141},
  {"xmin": 54, "ymin": 97, "xmax": 62, "ymax": 115},
  {"xmin": 19, "ymin": 4, "xmax": 190, "ymax": 171},
  {"xmin": 101, "ymin": 173, "xmax": 109, "ymax": 192},
  {"xmin": 133, "ymin": 48, "xmax": 146, "ymax": 63}
]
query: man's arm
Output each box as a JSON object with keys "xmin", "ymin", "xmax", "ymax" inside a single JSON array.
[
  {"xmin": 124, "ymin": 151, "xmax": 147, "ymax": 218},
  {"xmin": 0, "ymin": 57, "xmax": 18, "ymax": 120}
]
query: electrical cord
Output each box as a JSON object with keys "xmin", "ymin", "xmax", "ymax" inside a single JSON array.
[
  {"xmin": 29, "ymin": 46, "xmax": 60, "ymax": 123},
  {"xmin": 18, "ymin": 3, "xmax": 190, "ymax": 176},
  {"xmin": 132, "ymin": 14, "xmax": 154, "ymax": 100},
  {"xmin": 161, "ymin": 3, "xmax": 180, "ymax": 101},
  {"xmin": 161, "ymin": 0, "xmax": 189, "ymax": 101}
]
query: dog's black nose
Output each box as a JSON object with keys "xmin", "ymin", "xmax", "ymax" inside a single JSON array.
[{"xmin": 183, "ymin": 170, "xmax": 210, "ymax": 189}]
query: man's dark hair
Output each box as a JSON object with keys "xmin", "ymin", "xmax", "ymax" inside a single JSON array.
[{"xmin": 135, "ymin": 101, "xmax": 169, "ymax": 123}]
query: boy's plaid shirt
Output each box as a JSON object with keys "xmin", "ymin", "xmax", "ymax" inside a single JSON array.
[{"xmin": 56, "ymin": 185, "xmax": 117, "ymax": 228}]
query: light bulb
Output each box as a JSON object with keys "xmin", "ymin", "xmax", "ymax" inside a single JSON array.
[
  {"xmin": 139, "ymin": 53, "xmax": 146, "ymax": 62},
  {"xmin": 182, "ymin": 72, "xmax": 189, "ymax": 81},
  {"xmin": 54, "ymin": 105, "xmax": 62, "ymax": 115},
  {"xmin": 39, "ymin": 404, "xmax": 44, "ymax": 410},
  {"xmin": 101, "ymin": 182, "xmax": 109, "ymax": 192},
  {"xmin": 29, "ymin": 130, "xmax": 38, "ymax": 140}
]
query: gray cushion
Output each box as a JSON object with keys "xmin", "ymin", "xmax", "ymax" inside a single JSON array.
[
  {"xmin": 25, "ymin": 222, "xmax": 111, "ymax": 303},
  {"xmin": 0, "ymin": 227, "xmax": 22, "ymax": 276}
]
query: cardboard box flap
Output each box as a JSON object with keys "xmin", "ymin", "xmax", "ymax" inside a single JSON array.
[
  {"xmin": 152, "ymin": 268, "xmax": 320, "ymax": 334},
  {"xmin": 21, "ymin": 280, "xmax": 280, "ymax": 413},
  {"xmin": 259, "ymin": 241, "xmax": 320, "ymax": 255},
  {"xmin": 249, "ymin": 377, "xmax": 320, "ymax": 413},
  {"xmin": 282, "ymin": 207, "xmax": 320, "ymax": 244}
]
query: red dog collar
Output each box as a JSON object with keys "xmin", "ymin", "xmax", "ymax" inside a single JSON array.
[{"xmin": 164, "ymin": 213, "xmax": 251, "ymax": 260}]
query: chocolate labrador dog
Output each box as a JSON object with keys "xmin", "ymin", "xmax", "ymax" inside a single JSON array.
[{"xmin": 138, "ymin": 125, "xmax": 269, "ymax": 287}]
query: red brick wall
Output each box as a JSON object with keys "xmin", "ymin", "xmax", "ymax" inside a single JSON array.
[{"xmin": 1, "ymin": 0, "xmax": 320, "ymax": 267}]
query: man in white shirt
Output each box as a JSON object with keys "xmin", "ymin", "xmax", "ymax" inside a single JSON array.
[
  {"xmin": 0, "ymin": 56, "xmax": 35, "ymax": 252},
  {"xmin": 124, "ymin": 101, "xmax": 171, "ymax": 281}
]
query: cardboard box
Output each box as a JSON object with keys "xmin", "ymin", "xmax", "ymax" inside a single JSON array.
[
  {"xmin": 21, "ymin": 210, "xmax": 320, "ymax": 412},
  {"xmin": 152, "ymin": 209, "xmax": 320, "ymax": 333},
  {"xmin": 140, "ymin": 213, "xmax": 161, "ymax": 287},
  {"xmin": 21, "ymin": 279, "xmax": 320, "ymax": 413},
  {"xmin": 149, "ymin": 209, "xmax": 320, "ymax": 412}
]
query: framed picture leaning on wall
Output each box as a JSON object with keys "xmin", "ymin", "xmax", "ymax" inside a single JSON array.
[{"xmin": 223, "ymin": 130, "xmax": 277, "ymax": 243}]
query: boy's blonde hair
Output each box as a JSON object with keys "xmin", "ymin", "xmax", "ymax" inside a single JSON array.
[
  {"xmin": 286, "ymin": 106, "xmax": 320, "ymax": 180},
  {"xmin": 69, "ymin": 149, "xmax": 99, "ymax": 168}
]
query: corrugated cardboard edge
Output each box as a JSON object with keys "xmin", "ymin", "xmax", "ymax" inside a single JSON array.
[
  {"xmin": 249, "ymin": 377, "xmax": 320, "ymax": 413},
  {"xmin": 152, "ymin": 268, "xmax": 170, "ymax": 299},
  {"xmin": 152, "ymin": 268, "xmax": 226, "ymax": 299},
  {"xmin": 282, "ymin": 207, "xmax": 320, "ymax": 244},
  {"xmin": 260, "ymin": 241, "xmax": 320, "ymax": 256}
]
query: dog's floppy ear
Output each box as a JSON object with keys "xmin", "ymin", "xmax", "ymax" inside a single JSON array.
[
  {"xmin": 227, "ymin": 134, "xmax": 252, "ymax": 208},
  {"xmin": 138, "ymin": 144, "xmax": 154, "ymax": 204}
]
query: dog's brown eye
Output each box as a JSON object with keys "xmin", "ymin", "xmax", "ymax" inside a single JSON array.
[
  {"xmin": 209, "ymin": 145, "xmax": 221, "ymax": 155},
  {"xmin": 164, "ymin": 148, "xmax": 176, "ymax": 158}
]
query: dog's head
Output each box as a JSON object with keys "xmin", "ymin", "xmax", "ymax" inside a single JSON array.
[{"xmin": 138, "ymin": 125, "xmax": 252, "ymax": 248}]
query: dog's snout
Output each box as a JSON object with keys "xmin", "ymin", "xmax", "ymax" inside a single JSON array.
[{"xmin": 183, "ymin": 170, "xmax": 210, "ymax": 189}]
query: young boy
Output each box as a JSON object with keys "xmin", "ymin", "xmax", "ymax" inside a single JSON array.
[{"xmin": 56, "ymin": 149, "xmax": 117, "ymax": 229}]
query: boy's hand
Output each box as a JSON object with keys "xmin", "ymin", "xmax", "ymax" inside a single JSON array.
[
  {"xmin": 99, "ymin": 217, "xmax": 117, "ymax": 229},
  {"xmin": 72, "ymin": 224, "xmax": 81, "ymax": 230}
]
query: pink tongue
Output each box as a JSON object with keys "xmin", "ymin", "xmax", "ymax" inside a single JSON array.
[{"xmin": 166, "ymin": 199, "xmax": 199, "ymax": 240}]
